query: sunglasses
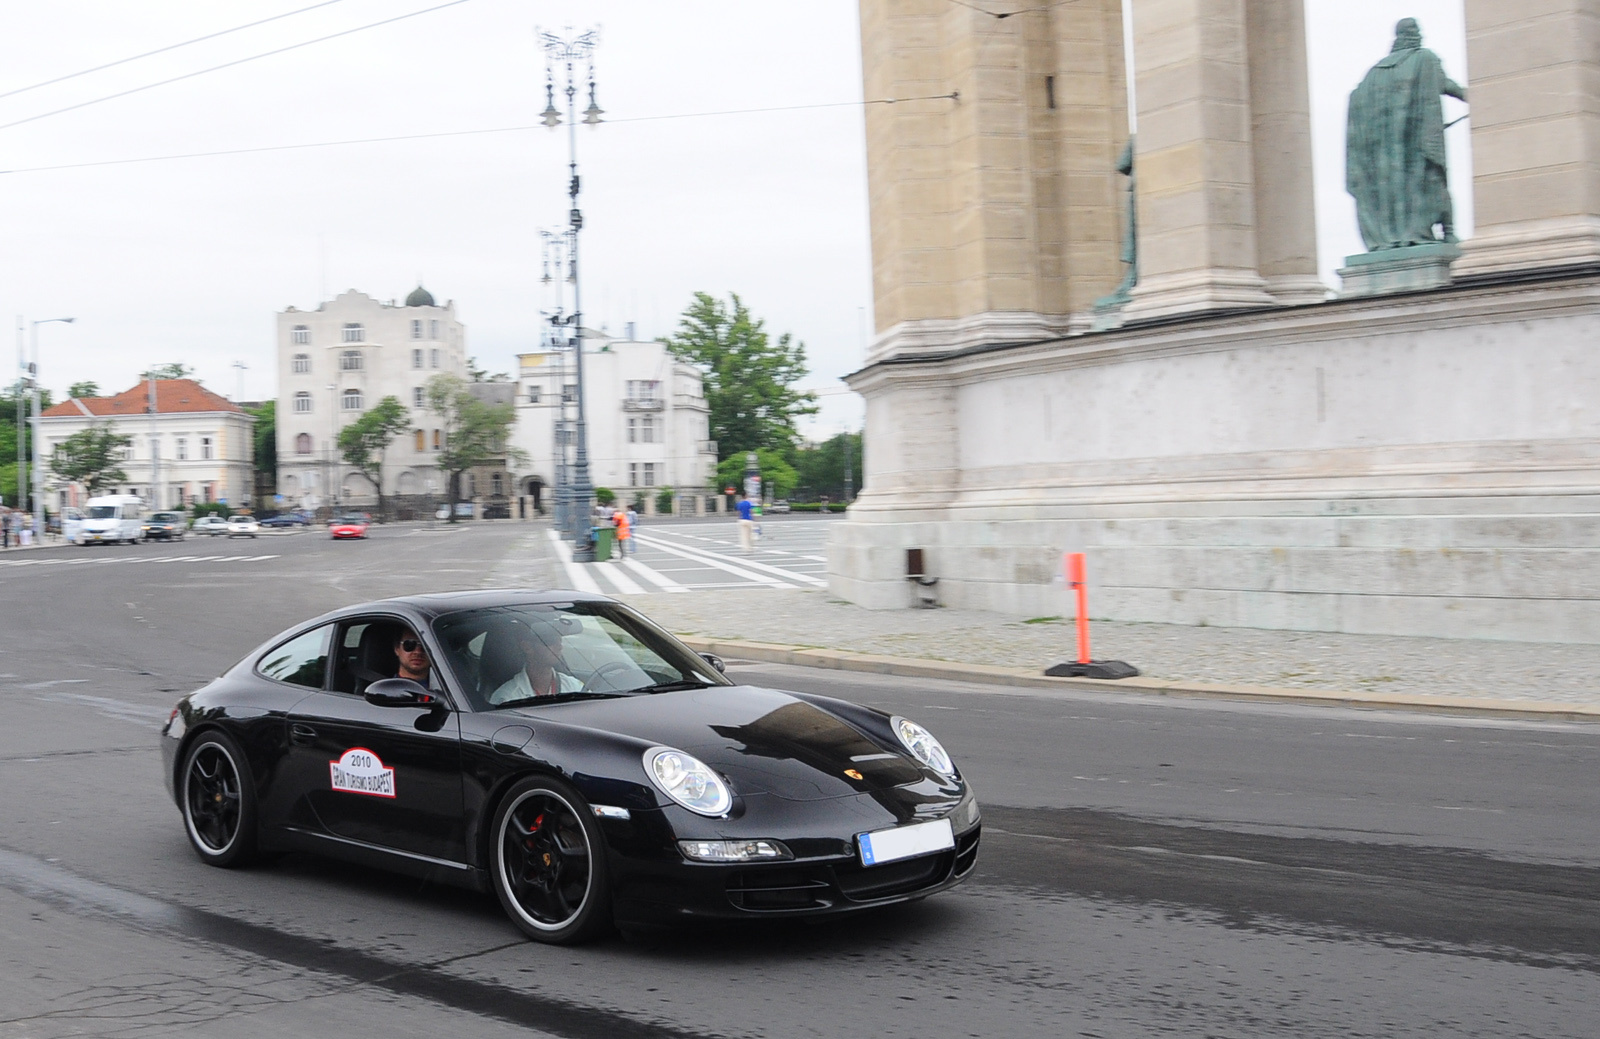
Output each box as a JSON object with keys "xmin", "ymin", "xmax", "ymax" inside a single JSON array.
[{"xmin": 399, "ymin": 639, "xmax": 427, "ymax": 653}]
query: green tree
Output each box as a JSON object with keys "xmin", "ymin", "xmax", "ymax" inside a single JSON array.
[
  {"xmin": 337, "ymin": 396, "xmax": 409, "ymax": 520},
  {"xmin": 793, "ymin": 432, "xmax": 862, "ymax": 501},
  {"xmin": 50, "ymin": 423, "xmax": 132, "ymax": 495},
  {"xmin": 716, "ymin": 449, "xmax": 797, "ymax": 500},
  {"xmin": 247, "ymin": 400, "xmax": 276, "ymax": 502},
  {"xmin": 425, "ymin": 375, "xmax": 522, "ymax": 521},
  {"xmin": 67, "ymin": 381, "xmax": 100, "ymax": 399},
  {"xmin": 2, "ymin": 384, "xmax": 54, "ymax": 508},
  {"xmin": 665, "ymin": 292, "xmax": 817, "ymax": 461},
  {"xmin": 142, "ymin": 363, "xmax": 194, "ymax": 380}
]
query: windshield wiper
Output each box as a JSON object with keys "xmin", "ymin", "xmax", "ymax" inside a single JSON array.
[
  {"xmin": 492, "ymin": 691, "xmax": 624, "ymax": 709},
  {"xmin": 628, "ymin": 679, "xmax": 716, "ymax": 694}
]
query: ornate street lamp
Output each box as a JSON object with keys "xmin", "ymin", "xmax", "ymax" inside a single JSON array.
[
  {"xmin": 538, "ymin": 25, "xmax": 601, "ymax": 559},
  {"xmin": 539, "ymin": 228, "xmax": 575, "ymax": 538}
]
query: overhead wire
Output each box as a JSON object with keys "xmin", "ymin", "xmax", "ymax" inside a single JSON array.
[
  {"xmin": 0, "ymin": 93, "xmax": 960, "ymax": 176},
  {"xmin": 0, "ymin": 0, "xmax": 476, "ymax": 134},
  {"xmin": 0, "ymin": 0, "xmax": 351, "ymax": 102}
]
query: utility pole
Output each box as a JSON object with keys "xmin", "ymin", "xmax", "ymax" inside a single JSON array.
[
  {"xmin": 539, "ymin": 25, "xmax": 603, "ymax": 560},
  {"xmin": 30, "ymin": 317, "xmax": 73, "ymax": 538},
  {"xmin": 147, "ymin": 372, "xmax": 160, "ymax": 510}
]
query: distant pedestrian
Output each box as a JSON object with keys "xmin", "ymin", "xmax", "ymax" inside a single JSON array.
[
  {"xmin": 611, "ymin": 506, "xmax": 631, "ymax": 559},
  {"xmin": 736, "ymin": 494, "xmax": 755, "ymax": 552},
  {"xmin": 1, "ymin": 511, "xmax": 10, "ymax": 549},
  {"xmin": 626, "ymin": 503, "xmax": 638, "ymax": 532}
]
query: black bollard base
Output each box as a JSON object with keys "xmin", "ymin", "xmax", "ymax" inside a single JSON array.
[{"xmin": 1046, "ymin": 660, "xmax": 1140, "ymax": 680}]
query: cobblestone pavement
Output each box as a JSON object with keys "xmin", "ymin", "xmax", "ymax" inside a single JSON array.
[{"xmin": 626, "ymin": 587, "xmax": 1600, "ymax": 707}]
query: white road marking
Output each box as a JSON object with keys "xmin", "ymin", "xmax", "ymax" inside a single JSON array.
[
  {"xmin": 632, "ymin": 534, "xmax": 806, "ymax": 588},
  {"xmin": 620, "ymin": 557, "xmax": 690, "ymax": 593},
  {"xmin": 546, "ymin": 530, "xmax": 603, "ymax": 594},
  {"xmin": 591, "ymin": 562, "xmax": 647, "ymax": 595},
  {"xmin": 638, "ymin": 533, "xmax": 827, "ymax": 587}
]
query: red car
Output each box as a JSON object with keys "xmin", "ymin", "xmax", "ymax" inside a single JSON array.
[{"xmin": 329, "ymin": 513, "xmax": 370, "ymax": 539}]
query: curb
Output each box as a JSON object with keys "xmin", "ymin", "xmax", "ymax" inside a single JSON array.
[{"xmin": 676, "ymin": 637, "xmax": 1600, "ymax": 724}]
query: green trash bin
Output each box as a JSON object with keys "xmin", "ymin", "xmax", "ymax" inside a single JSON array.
[{"xmin": 591, "ymin": 525, "xmax": 614, "ymax": 561}]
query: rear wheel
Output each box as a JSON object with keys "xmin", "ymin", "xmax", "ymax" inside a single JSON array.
[
  {"xmin": 180, "ymin": 731, "xmax": 258, "ymax": 867},
  {"xmin": 489, "ymin": 776, "xmax": 611, "ymax": 944}
]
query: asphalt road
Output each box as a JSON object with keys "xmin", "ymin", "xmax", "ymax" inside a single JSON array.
[{"xmin": 0, "ymin": 524, "xmax": 1596, "ymax": 1037}]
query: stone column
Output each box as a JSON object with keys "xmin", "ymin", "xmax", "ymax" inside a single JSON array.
[
  {"xmin": 1123, "ymin": 0, "xmax": 1277, "ymax": 321},
  {"xmin": 1455, "ymin": 0, "xmax": 1600, "ymax": 276},
  {"xmin": 1244, "ymin": 0, "xmax": 1325, "ymax": 305}
]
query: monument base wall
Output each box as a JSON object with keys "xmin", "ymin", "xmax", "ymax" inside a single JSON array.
[{"xmin": 829, "ymin": 275, "xmax": 1600, "ymax": 643}]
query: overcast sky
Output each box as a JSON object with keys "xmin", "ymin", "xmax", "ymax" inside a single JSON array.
[{"xmin": 2, "ymin": 0, "xmax": 1470, "ymax": 437}]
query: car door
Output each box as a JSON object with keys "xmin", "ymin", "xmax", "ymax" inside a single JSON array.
[{"xmin": 283, "ymin": 616, "xmax": 465, "ymax": 863}]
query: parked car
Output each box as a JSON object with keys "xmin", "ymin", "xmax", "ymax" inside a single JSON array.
[
  {"xmin": 142, "ymin": 511, "xmax": 186, "ymax": 541},
  {"xmin": 193, "ymin": 516, "xmax": 229, "ymax": 536},
  {"xmin": 261, "ymin": 512, "xmax": 310, "ymax": 528},
  {"xmin": 226, "ymin": 515, "xmax": 260, "ymax": 538},
  {"xmin": 769, "ymin": 500, "xmax": 791, "ymax": 514}
]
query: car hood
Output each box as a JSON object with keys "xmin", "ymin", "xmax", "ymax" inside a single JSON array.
[{"xmin": 510, "ymin": 685, "xmax": 949, "ymax": 802}]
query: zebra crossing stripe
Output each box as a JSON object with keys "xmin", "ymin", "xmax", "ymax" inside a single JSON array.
[
  {"xmin": 590, "ymin": 562, "xmax": 647, "ymax": 596},
  {"xmin": 635, "ymin": 532, "xmax": 826, "ymax": 587},
  {"xmin": 621, "ymin": 557, "xmax": 689, "ymax": 593},
  {"xmin": 545, "ymin": 530, "xmax": 603, "ymax": 594},
  {"xmin": 631, "ymin": 534, "xmax": 798, "ymax": 589}
]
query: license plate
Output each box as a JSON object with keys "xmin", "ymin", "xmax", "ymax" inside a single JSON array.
[{"xmin": 857, "ymin": 818, "xmax": 954, "ymax": 867}]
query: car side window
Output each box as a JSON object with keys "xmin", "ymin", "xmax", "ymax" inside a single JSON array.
[
  {"xmin": 330, "ymin": 618, "xmax": 415, "ymax": 696},
  {"xmin": 257, "ymin": 625, "xmax": 332, "ymax": 689}
]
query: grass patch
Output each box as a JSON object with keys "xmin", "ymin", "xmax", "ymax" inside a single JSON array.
[{"xmin": 1022, "ymin": 616, "xmax": 1064, "ymax": 624}]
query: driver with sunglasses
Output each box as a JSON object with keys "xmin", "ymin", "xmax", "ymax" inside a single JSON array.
[{"xmin": 394, "ymin": 629, "xmax": 433, "ymax": 686}]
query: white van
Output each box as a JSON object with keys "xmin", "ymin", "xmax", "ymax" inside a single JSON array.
[{"xmin": 78, "ymin": 495, "xmax": 145, "ymax": 545}]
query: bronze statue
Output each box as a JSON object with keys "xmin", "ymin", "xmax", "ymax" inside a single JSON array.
[
  {"xmin": 1098, "ymin": 137, "xmax": 1137, "ymax": 308},
  {"xmin": 1346, "ymin": 18, "xmax": 1467, "ymax": 251}
]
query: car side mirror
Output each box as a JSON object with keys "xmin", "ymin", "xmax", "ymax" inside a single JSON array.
[
  {"xmin": 365, "ymin": 678, "xmax": 436, "ymax": 707},
  {"xmin": 699, "ymin": 653, "xmax": 726, "ymax": 674}
]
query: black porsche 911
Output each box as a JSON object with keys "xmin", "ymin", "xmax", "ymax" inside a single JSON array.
[{"xmin": 161, "ymin": 590, "xmax": 980, "ymax": 943}]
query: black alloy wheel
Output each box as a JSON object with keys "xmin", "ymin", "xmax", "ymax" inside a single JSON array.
[
  {"xmin": 180, "ymin": 732, "xmax": 258, "ymax": 867},
  {"xmin": 490, "ymin": 776, "xmax": 611, "ymax": 944}
]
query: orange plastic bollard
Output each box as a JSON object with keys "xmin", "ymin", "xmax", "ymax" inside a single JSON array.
[{"xmin": 1064, "ymin": 552, "xmax": 1090, "ymax": 663}]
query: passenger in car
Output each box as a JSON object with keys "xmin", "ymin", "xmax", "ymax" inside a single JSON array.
[{"xmin": 490, "ymin": 624, "xmax": 581, "ymax": 704}]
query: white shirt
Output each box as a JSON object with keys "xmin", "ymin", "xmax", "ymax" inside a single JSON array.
[{"xmin": 490, "ymin": 668, "xmax": 582, "ymax": 704}]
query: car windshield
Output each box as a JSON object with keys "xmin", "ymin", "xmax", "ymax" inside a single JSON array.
[
  {"xmin": 87, "ymin": 506, "xmax": 117, "ymax": 519},
  {"xmin": 432, "ymin": 601, "xmax": 731, "ymax": 712},
  {"xmin": 337, "ymin": 515, "xmax": 365, "ymax": 523},
  {"xmin": 152, "ymin": 513, "xmax": 180, "ymax": 522}
]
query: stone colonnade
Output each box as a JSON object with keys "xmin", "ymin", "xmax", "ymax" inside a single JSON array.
[{"xmin": 835, "ymin": 1, "xmax": 1600, "ymax": 642}]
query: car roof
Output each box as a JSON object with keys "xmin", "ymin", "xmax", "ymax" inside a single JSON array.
[{"xmin": 360, "ymin": 588, "xmax": 615, "ymax": 621}]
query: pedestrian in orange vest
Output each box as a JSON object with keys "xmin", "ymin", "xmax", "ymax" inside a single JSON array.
[{"xmin": 611, "ymin": 506, "xmax": 631, "ymax": 559}]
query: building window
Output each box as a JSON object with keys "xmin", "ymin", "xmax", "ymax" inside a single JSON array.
[
  {"xmin": 413, "ymin": 386, "xmax": 425, "ymax": 408},
  {"xmin": 414, "ymin": 429, "xmax": 425, "ymax": 452},
  {"xmin": 342, "ymin": 389, "xmax": 363, "ymax": 411},
  {"xmin": 296, "ymin": 433, "xmax": 312, "ymax": 455},
  {"xmin": 201, "ymin": 437, "xmax": 214, "ymax": 461},
  {"xmin": 628, "ymin": 463, "xmax": 638, "ymax": 487},
  {"xmin": 527, "ymin": 385, "xmax": 540, "ymax": 404},
  {"xmin": 430, "ymin": 348, "xmax": 440, "ymax": 369},
  {"xmin": 643, "ymin": 462, "xmax": 657, "ymax": 487},
  {"xmin": 411, "ymin": 319, "xmax": 423, "ymax": 340},
  {"xmin": 292, "ymin": 325, "xmax": 310, "ymax": 345},
  {"xmin": 432, "ymin": 429, "xmax": 442, "ymax": 451},
  {"xmin": 176, "ymin": 438, "xmax": 188, "ymax": 461},
  {"xmin": 340, "ymin": 349, "xmax": 363, "ymax": 371},
  {"xmin": 292, "ymin": 353, "xmax": 311, "ymax": 374},
  {"xmin": 294, "ymin": 391, "xmax": 312, "ymax": 414},
  {"xmin": 626, "ymin": 379, "xmax": 661, "ymax": 401},
  {"xmin": 492, "ymin": 473, "xmax": 503, "ymax": 496},
  {"xmin": 467, "ymin": 474, "xmax": 476, "ymax": 497},
  {"xmin": 412, "ymin": 348, "xmax": 423, "ymax": 369},
  {"xmin": 641, "ymin": 415, "xmax": 656, "ymax": 444},
  {"xmin": 342, "ymin": 323, "xmax": 364, "ymax": 343},
  {"xmin": 430, "ymin": 319, "xmax": 439, "ymax": 338},
  {"xmin": 627, "ymin": 417, "xmax": 637, "ymax": 444},
  {"xmin": 562, "ymin": 383, "xmax": 576, "ymax": 403}
]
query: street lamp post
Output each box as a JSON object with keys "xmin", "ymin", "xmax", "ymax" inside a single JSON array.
[
  {"xmin": 540, "ymin": 227, "xmax": 574, "ymax": 537},
  {"xmin": 539, "ymin": 25, "xmax": 603, "ymax": 560},
  {"xmin": 29, "ymin": 317, "xmax": 74, "ymax": 538}
]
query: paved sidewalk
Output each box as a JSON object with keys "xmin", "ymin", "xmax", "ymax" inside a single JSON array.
[{"xmin": 502, "ymin": 527, "xmax": 1600, "ymax": 715}]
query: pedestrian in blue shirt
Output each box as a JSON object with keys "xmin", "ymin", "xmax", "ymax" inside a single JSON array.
[{"xmin": 736, "ymin": 494, "xmax": 755, "ymax": 552}]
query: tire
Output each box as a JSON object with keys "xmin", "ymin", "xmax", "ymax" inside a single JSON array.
[
  {"xmin": 489, "ymin": 775, "xmax": 611, "ymax": 944},
  {"xmin": 179, "ymin": 730, "xmax": 259, "ymax": 867}
]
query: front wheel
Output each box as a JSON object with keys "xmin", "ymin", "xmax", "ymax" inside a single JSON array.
[
  {"xmin": 180, "ymin": 730, "xmax": 258, "ymax": 867},
  {"xmin": 490, "ymin": 776, "xmax": 611, "ymax": 944}
]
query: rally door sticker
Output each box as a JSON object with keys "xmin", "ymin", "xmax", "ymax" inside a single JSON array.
[{"xmin": 330, "ymin": 747, "xmax": 396, "ymax": 798}]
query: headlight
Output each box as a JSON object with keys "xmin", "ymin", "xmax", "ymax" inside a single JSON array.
[
  {"xmin": 892, "ymin": 716, "xmax": 955, "ymax": 776},
  {"xmin": 678, "ymin": 839, "xmax": 792, "ymax": 862},
  {"xmin": 644, "ymin": 747, "xmax": 732, "ymax": 816}
]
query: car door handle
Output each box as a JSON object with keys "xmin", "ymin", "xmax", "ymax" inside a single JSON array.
[{"xmin": 290, "ymin": 723, "xmax": 318, "ymax": 745}]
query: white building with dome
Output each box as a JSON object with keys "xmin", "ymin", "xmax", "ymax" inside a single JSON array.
[{"xmin": 275, "ymin": 287, "xmax": 468, "ymax": 512}]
